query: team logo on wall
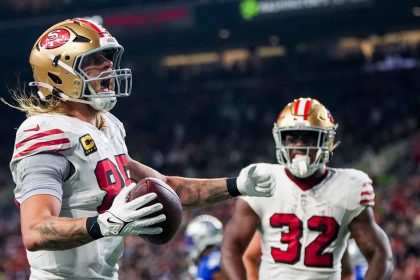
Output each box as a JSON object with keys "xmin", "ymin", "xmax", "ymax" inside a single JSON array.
[{"xmin": 79, "ymin": 134, "xmax": 97, "ymax": 156}]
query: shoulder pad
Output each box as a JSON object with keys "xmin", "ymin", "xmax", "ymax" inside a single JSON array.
[
  {"xmin": 104, "ymin": 112, "xmax": 126, "ymax": 138},
  {"xmin": 12, "ymin": 115, "xmax": 73, "ymax": 160},
  {"xmin": 347, "ymin": 169, "xmax": 375, "ymax": 208}
]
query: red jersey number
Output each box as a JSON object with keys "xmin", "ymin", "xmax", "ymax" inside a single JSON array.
[
  {"xmin": 305, "ymin": 216, "xmax": 339, "ymax": 267},
  {"xmin": 95, "ymin": 154, "xmax": 131, "ymax": 213},
  {"xmin": 270, "ymin": 213, "xmax": 339, "ymax": 268},
  {"xmin": 270, "ymin": 213, "xmax": 302, "ymax": 264}
]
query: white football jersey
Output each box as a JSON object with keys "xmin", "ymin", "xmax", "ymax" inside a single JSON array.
[
  {"xmin": 10, "ymin": 112, "xmax": 132, "ymax": 280},
  {"xmin": 242, "ymin": 164, "xmax": 374, "ymax": 280}
]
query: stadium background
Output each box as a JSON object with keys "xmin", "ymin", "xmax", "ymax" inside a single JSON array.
[{"xmin": 0, "ymin": 0, "xmax": 419, "ymax": 279}]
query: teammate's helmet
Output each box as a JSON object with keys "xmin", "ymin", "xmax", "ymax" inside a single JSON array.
[
  {"xmin": 29, "ymin": 18, "xmax": 132, "ymax": 111},
  {"xmin": 184, "ymin": 215, "xmax": 223, "ymax": 261},
  {"xmin": 272, "ymin": 97, "xmax": 339, "ymax": 177}
]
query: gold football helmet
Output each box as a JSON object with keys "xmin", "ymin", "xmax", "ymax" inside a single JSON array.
[
  {"xmin": 29, "ymin": 18, "xmax": 132, "ymax": 111},
  {"xmin": 272, "ymin": 97, "xmax": 340, "ymax": 177}
]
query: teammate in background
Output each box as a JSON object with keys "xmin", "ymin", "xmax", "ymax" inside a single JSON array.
[
  {"xmin": 242, "ymin": 231, "xmax": 355, "ymax": 280},
  {"xmin": 348, "ymin": 238, "xmax": 369, "ymax": 280},
  {"xmin": 6, "ymin": 19, "xmax": 275, "ymax": 279},
  {"xmin": 221, "ymin": 97, "xmax": 393, "ymax": 280},
  {"xmin": 185, "ymin": 215, "xmax": 225, "ymax": 280}
]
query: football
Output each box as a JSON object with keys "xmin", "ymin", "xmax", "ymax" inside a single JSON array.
[{"xmin": 127, "ymin": 177, "xmax": 182, "ymax": 245}]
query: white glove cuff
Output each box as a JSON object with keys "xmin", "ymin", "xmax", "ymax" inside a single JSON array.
[{"xmin": 97, "ymin": 212, "xmax": 126, "ymax": 236}]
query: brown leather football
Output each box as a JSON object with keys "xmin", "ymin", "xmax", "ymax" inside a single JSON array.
[{"xmin": 127, "ymin": 177, "xmax": 182, "ymax": 245}]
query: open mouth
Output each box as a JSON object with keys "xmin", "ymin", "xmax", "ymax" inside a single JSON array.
[
  {"xmin": 100, "ymin": 78, "xmax": 112, "ymax": 92},
  {"xmin": 289, "ymin": 148, "xmax": 311, "ymax": 159}
]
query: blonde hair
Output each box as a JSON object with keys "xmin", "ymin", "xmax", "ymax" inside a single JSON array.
[
  {"xmin": 2, "ymin": 88, "xmax": 69, "ymax": 118},
  {"xmin": 2, "ymin": 88, "xmax": 107, "ymax": 129}
]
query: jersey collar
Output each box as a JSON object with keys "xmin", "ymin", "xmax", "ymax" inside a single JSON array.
[{"xmin": 285, "ymin": 167, "xmax": 328, "ymax": 191}]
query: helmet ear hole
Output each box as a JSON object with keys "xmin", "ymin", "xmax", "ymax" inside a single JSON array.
[{"xmin": 48, "ymin": 73, "xmax": 62, "ymax": 84}]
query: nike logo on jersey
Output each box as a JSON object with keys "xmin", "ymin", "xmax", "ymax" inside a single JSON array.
[{"xmin": 23, "ymin": 124, "xmax": 40, "ymax": 132}]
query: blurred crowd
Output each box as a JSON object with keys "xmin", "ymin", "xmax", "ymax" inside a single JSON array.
[{"xmin": 0, "ymin": 41, "xmax": 419, "ymax": 279}]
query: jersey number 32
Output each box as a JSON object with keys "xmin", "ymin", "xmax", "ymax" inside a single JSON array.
[{"xmin": 270, "ymin": 213, "xmax": 339, "ymax": 268}]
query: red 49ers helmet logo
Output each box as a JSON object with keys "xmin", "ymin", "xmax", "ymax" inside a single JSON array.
[
  {"xmin": 326, "ymin": 110, "xmax": 335, "ymax": 123},
  {"xmin": 40, "ymin": 29, "xmax": 70, "ymax": 49}
]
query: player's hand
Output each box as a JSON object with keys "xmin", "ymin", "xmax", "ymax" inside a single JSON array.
[
  {"xmin": 237, "ymin": 163, "xmax": 275, "ymax": 197},
  {"xmin": 97, "ymin": 183, "xmax": 166, "ymax": 236}
]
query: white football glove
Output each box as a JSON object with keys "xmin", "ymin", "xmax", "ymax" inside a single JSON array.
[
  {"xmin": 237, "ymin": 163, "xmax": 276, "ymax": 197},
  {"xmin": 97, "ymin": 183, "xmax": 166, "ymax": 236}
]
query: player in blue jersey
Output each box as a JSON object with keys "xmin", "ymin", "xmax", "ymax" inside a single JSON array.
[{"xmin": 185, "ymin": 215, "xmax": 225, "ymax": 280}]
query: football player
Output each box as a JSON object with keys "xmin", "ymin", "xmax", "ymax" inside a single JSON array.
[
  {"xmin": 241, "ymin": 231, "xmax": 355, "ymax": 280},
  {"xmin": 221, "ymin": 98, "xmax": 393, "ymax": 279},
  {"xmin": 185, "ymin": 215, "xmax": 225, "ymax": 280},
  {"xmin": 7, "ymin": 18, "xmax": 275, "ymax": 279}
]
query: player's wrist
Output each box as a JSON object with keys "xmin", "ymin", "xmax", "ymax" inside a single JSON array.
[
  {"xmin": 226, "ymin": 177, "xmax": 241, "ymax": 197},
  {"xmin": 86, "ymin": 216, "xmax": 104, "ymax": 240}
]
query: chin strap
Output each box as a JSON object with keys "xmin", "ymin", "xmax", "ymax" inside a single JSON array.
[
  {"xmin": 29, "ymin": 81, "xmax": 92, "ymax": 105},
  {"xmin": 331, "ymin": 140, "xmax": 341, "ymax": 151},
  {"xmin": 29, "ymin": 80, "xmax": 116, "ymax": 112}
]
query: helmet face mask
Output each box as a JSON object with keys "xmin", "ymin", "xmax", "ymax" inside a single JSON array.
[
  {"xmin": 75, "ymin": 47, "xmax": 132, "ymax": 111},
  {"xmin": 184, "ymin": 215, "xmax": 223, "ymax": 261},
  {"xmin": 272, "ymin": 98, "xmax": 339, "ymax": 178},
  {"xmin": 29, "ymin": 18, "xmax": 132, "ymax": 111}
]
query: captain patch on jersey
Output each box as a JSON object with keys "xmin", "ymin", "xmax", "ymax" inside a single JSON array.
[{"xmin": 79, "ymin": 134, "xmax": 97, "ymax": 156}]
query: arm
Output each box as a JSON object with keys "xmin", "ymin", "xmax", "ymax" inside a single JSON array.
[
  {"xmin": 243, "ymin": 231, "xmax": 262, "ymax": 280},
  {"xmin": 212, "ymin": 271, "xmax": 225, "ymax": 280},
  {"xmin": 221, "ymin": 199, "xmax": 260, "ymax": 280},
  {"xmin": 21, "ymin": 187, "xmax": 164, "ymax": 252},
  {"xmin": 20, "ymin": 195, "xmax": 92, "ymax": 251},
  {"xmin": 127, "ymin": 157, "xmax": 230, "ymax": 209},
  {"xmin": 165, "ymin": 176, "xmax": 230, "ymax": 209},
  {"xmin": 18, "ymin": 154, "xmax": 164, "ymax": 252},
  {"xmin": 16, "ymin": 154, "xmax": 92, "ymax": 251},
  {"xmin": 128, "ymin": 158, "xmax": 275, "ymax": 209},
  {"xmin": 348, "ymin": 208, "xmax": 393, "ymax": 280},
  {"xmin": 341, "ymin": 247, "xmax": 354, "ymax": 280}
]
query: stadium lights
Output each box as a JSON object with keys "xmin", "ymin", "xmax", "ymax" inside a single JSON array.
[
  {"xmin": 218, "ymin": 29, "xmax": 231, "ymax": 39},
  {"xmin": 162, "ymin": 46, "xmax": 286, "ymax": 67},
  {"xmin": 412, "ymin": 7, "xmax": 420, "ymax": 17}
]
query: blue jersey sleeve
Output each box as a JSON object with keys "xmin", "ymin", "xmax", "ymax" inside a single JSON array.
[{"xmin": 196, "ymin": 249, "xmax": 221, "ymax": 280}]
